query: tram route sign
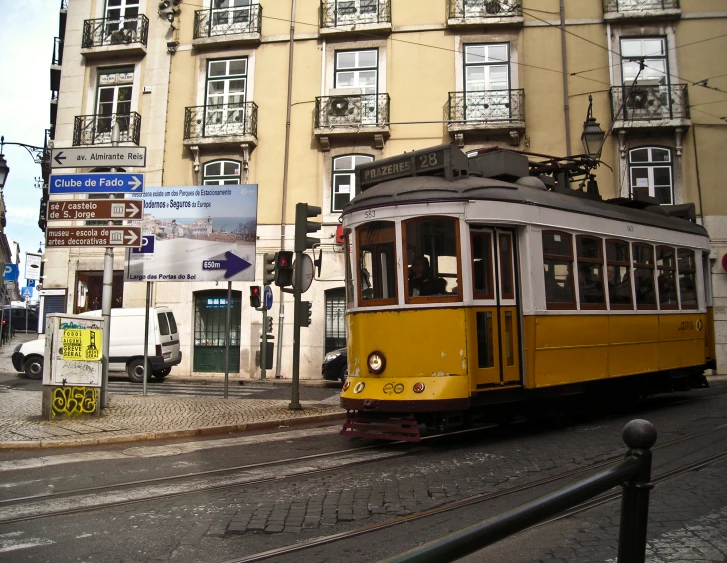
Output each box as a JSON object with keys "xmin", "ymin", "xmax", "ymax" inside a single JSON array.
[
  {"xmin": 46, "ymin": 226, "xmax": 142, "ymax": 248},
  {"xmin": 51, "ymin": 146, "xmax": 147, "ymax": 169},
  {"xmin": 47, "ymin": 200, "xmax": 143, "ymax": 221}
]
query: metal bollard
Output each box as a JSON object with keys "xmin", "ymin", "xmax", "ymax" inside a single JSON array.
[{"xmin": 617, "ymin": 419, "xmax": 657, "ymax": 563}]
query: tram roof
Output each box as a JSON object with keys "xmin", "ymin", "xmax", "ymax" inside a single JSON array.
[{"xmin": 342, "ymin": 175, "xmax": 708, "ymax": 238}]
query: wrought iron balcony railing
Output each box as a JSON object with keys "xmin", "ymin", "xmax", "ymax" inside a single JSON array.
[
  {"xmin": 52, "ymin": 37, "xmax": 63, "ymax": 66},
  {"xmin": 193, "ymin": 4, "xmax": 262, "ymax": 39},
  {"xmin": 447, "ymin": 90, "xmax": 525, "ymax": 125},
  {"xmin": 315, "ymin": 94, "xmax": 390, "ymax": 128},
  {"xmin": 61, "ymin": 0, "xmax": 68, "ymax": 10},
  {"xmin": 604, "ymin": 0, "xmax": 679, "ymax": 13},
  {"xmin": 447, "ymin": 0, "xmax": 522, "ymax": 19},
  {"xmin": 82, "ymin": 14, "xmax": 149, "ymax": 49},
  {"xmin": 610, "ymin": 84, "xmax": 689, "ymax": 122},
  {"xmin": 320, "ymin": 0, "xmax": 391, "ymax": 29},
  {"xmin": 73, "ymin": 112, "xmax": 142, "ymax": 146},
  {"xmin": 184, "ymin": 102, "xmax": 258, "ymax": 140}
]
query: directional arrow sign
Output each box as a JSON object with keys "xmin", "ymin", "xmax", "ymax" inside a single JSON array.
[
  {"xmin": 47, "ymin": 200, "xmax": 143, "ymax": 221},
  {"xmin": 202, "ymin": 252, "xmax": 252, "ymax": 279},
  {"xmin": 46, "ymin": 226, "xmax": 143, "ymax": 248},
  {"xmin": 50, "ymin": 173, "xmax": 145, "ymax": 195},
  {"xmin": 51, "ymin": 147, "xmax": 147, "ymax": 168}
]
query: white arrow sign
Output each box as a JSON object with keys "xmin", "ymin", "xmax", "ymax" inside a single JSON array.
[
  {"xmin": 128, "ymin": 203, "xmax": 140, "ymax": 218},
  {"xmin": 129, "ymin": 176, "xmax": 142, "ymax": 191},
  {"xmin": 124, "ymin": 231, "xmax": 139, "ymax": 245}
]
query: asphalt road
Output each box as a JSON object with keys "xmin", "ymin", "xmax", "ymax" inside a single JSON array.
[{"xmin": 0, "ymin": 384, "xmax": 726, "ymax": 562}]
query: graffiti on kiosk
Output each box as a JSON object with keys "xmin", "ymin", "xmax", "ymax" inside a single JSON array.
[
  {"xmin": 61, "ymin": 329, "xmax": 102, "ymax": 361},
  {"xmin": 51, "ymin": 386, "xmax": 98, "ymax": 418}
]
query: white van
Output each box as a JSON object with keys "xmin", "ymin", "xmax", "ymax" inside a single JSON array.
[{"xmin": 11, "ymin": 307, "xmax": 182, "ymax": 383}]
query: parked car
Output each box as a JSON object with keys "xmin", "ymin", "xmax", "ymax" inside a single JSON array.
[
  {"xmin": 2, "ymin": 306, "xmax": 39, "ymax": 333},
  {"xmin": 322, "ymin": 347, "xmax": 348, "ymax": 382},
  {"xmin": 11, "ymin": 307, "xmax": 182, "ymax": 382}
]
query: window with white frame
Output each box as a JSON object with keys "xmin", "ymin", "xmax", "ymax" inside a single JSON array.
[
  {"xmin": 463, "ymin": 43, "xmax": 511, "ymax": 121},
  {"xmin": 332, "ymin": 154, "xmax": 373, "ymax": 212},
  {"xmin": 211, "ymin": 0, "xmax": 256, "ymax": 34},
  {"xmin": 205, "ymin": 58, "xmax": 248, "ymax": 135},
  {"xmin": 103, "ymin": 0, "xmax": 139, "ymax": 39},
  {"xmin": 203, "ymin": 160, "xmax": 241, "ymax": 185},
  {"xmin": 629, "ymin": 147, "xmax": 673, "ymax": 204},
  {"xmin": 335, "ymin": 50, "xmax": 379, "ymax": 124}
]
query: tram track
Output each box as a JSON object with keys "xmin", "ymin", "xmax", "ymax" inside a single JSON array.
[{"xmin": 0, "ymin": 414, "xmax": 724, "ymax": 533}]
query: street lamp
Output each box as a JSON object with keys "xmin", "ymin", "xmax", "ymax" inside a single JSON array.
[
  {"xmin": 0, "ymin": 153, "xmax": 8, "ymax": 190},
  {"xmin": 581, "ymin": 95, "xmax": 606, "ymax": 159}
]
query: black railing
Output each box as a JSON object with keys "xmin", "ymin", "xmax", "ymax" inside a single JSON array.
[
  {"xmin": 382, "ymin": 419, "xmax": 657, "ymax": 563},
  {"xmin": 52, "ymin": 37, "xmax": 63, "ymax": 66},
  {"xmin": 73, "ymin": 112, "xmax": 142, "ymax": 146},
  {"xmin": 184, "ymin": 102, "xmax": 258, "ymax": 140},
  {"xmin": 320, "ymin": 0, "xmax": 391, "ymax": 28},
  {"xmin": 193, "ymin": 4, "xmax": 262, "ymax": 39},
  {"xmin": 82, "ymin": 14, "xmax": 149, "ymax": 49},
  {"xmin": 610, "ymin": 84, "xmax": 689, "ymax": 121},
  {"xmin": 60, "ymin": 0, "xmax": 68, "ymax": 10},
  {"xmin": 447, "ymin": 89, "xmax": 525, "ymax": 124},
  {"xmin": 315, "ymin": 94, "xmax": 390, "ymax": 128},
  {"xmin": 604, "ymin": 0, "xmax": 680, "ymax": 13},
  {"xmin": 447, "ymin": 0, "xmax": 522, "ymax": 19}
]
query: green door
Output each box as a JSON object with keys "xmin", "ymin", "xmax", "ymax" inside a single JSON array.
[{"xmin": 193, "ymin": 291, "xmax": 241, "ymax": 372}]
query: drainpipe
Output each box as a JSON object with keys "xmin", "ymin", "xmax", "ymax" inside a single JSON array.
[
  {"xmin": 275, "ymin": 0, "xmax": 296, "ymax": 379},
  {"xmin": 560, "ymin": 0, "xmax": 571, "ymax": 156},
  {"xmin": 692, "ymin": 126, "xmax": 705, "ymax": 226}
]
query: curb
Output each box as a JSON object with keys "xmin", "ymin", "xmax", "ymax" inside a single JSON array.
[{"xmin": 0, "ymin": 411, "xmax": 347, "ymax": 450}]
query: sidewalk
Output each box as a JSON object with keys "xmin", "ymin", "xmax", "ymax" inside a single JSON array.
[{"xmin": 0, "ymin": 333, "xmax": 346, "ymax": 449}]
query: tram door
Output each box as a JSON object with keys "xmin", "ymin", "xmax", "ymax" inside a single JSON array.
[{"xmin": 468, "ymin": 228, "xmax": 521, "ymax": 387}]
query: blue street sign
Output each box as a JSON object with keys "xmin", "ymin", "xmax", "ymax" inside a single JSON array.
[
  {"xmin": 132, "ymin": 235, "xmax": 155, "ymax": 255},
  {"xmin": 263, "ymin": 285, "xmax": 273, "ymax": 311},
  {"xmin": 27, "ymin": 279, "xmax": 36, "ymax": 288},
  {"xmin": 3, "ymin": 264, "xmax": 19, "ymax": 282},
  {"xmin": 50, "ymin": 172, "xmax": 145, "ymax": 195},
  {"xmin": 20, "ymin": 287, "xmax": 32, "ymax": 299}
]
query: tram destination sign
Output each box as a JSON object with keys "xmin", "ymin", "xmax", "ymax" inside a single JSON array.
[
  {"xmin": 46, "ymin": 226, "xmax": 142, "ymax": 248},
  {"xmin": 51, "ymin": 146, "xmax": 147, "ymax": 169},
  {"xmin": 47, "ymin": 200, "xmax": 143, "ymax": 221},
  {"xmin": 355, "ymin": 143, "xmax": 469, "ymax": 191}
]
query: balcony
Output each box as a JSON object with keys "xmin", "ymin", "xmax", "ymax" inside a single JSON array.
[
  {"xmin": 183, "ymin": 102, "xmax": 258, "ymax": 149},
  {"xmin": 73, "ymin": 112, "xmax": 142, "ymax": 146},
  {"xmin": 51, "ymin": 37, "xmax": 63, "ymax": 92},
  {"xmin": 603, "ymin": 0, "xmax": 680, "ymax": 21},
  {"xmin": 319, "ymin": 0, "xmax": 392, "ymax": 36},
  {"xmin": 81, "ymin": 14, "xmax": 149, "ymax": 59},
  {"xmin": 50, "ymin": 90, "xmax": 59, "ymax": 139},
  {"xmin": 314, "ymin": 93, "xmax": 390, "ymax": 150},
  {"xmin": 446, "ymin": 0, "xmax": 523, "ymax": 27},
  {"xmin": 447, "ymin": 90, "xmax": 525, "ymax": 146},
  {"xmin": 610, "ymin": 84, "xmax": 690, "ymax": 130},
  {"xmin": 193, "ymin": 4, "xmax": 262, "ymax": 49}
]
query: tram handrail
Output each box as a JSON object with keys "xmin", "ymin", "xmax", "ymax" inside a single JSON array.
[{"xmin": 379, "ymin": 419, "xmax": 657, "ymax": 563}]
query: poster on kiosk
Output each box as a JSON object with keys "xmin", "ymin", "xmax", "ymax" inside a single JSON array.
[{"xmin": 43, "ymin": 313, "xmax": 105, "ymax": 387}]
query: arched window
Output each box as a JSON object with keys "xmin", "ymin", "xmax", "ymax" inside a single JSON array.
[
  {"xmin": 203, "ymin": 160, "xmax": 241, "ymax": 185},
  {"xmin": 332, "ymin": 154, "xmax": 373, "ymax": 212},
  {"xmin": 629, "ymin": 147, "xmax": 673, "ymax": 204}
]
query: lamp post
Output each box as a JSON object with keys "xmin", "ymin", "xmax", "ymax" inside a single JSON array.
[{"xmin": 579, "ymin": 96, "xmax": 606, "ymax": 197}]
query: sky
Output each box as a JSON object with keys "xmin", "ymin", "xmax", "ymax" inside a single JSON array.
[{"xmin": 0, "ymin": 1, "xmax": 58, "ymax": 297}]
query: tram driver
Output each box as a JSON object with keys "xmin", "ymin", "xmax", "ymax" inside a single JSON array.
[{"xmin": 409, "ymin": 256, "xmax": 446, "ymax": 297}]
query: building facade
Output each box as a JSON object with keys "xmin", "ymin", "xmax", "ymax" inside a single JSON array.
[{"xmin": 44, "ymin": 0, "xmax": 727, "ymax": 378}]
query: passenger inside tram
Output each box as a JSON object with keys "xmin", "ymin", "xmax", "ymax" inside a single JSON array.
[{"xmin": 408, "ymin": 255, "xmax": 447, "ymax": 297}]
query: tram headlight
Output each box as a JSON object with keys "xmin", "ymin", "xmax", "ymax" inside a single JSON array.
[
  {"xmin": 367, "ymin": 351, "xmax": 386, "ymax": 374},
  {"xmin": 413, "ymin": 382, "xmax": 425, "ymax": 393}
]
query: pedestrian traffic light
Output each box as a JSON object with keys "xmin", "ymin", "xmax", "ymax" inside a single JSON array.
[
  {"xmin": 275, "ymin": 251, "xmax": 294, "ymax": 287},
  {"xmin": 299, "ymin": 300, "xmax": 312, "ymax": 327},
  {"xmin": 266, "ymin": 316, "xmax": 273, "ymax": 333},
  {"xmin": 249, "ymin": 286, "xmax": 261, "ymax": 308},
  {"xmin": 295, "ymin": 203, "xmax": 322, "ymax": 252},
  {"xmin": 263, "ymin": 252, "xmax": 276, "ymax": 285}
]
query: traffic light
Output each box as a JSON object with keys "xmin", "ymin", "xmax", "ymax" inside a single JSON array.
[
  {"xmin": 249, "ymin": 286, "xmax": 261, "ymax": 308},
  {"xmin": 263, "ymin": 253, "xmax": 276, "ymax": 285},
  {"xmin": 295, "ymin": 203, "xmax": 322, "ymax": 252},
  {"xmin": 275, "ymin": 251, "xmax": 294, "ymax": 287},
  {"xmin": 299, "ymin": 300, "xmax": 312, "ymax": 327},
  {"xmin": 266, "ymin": 316, "xmax": 273, "ymax": 334}
]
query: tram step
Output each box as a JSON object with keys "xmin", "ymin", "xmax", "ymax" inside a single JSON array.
[{"xmin": 340, "ymin": 413, "xmax": 421, "ymax": 442}]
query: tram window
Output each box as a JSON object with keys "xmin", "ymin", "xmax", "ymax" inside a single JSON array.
[
  {"xmin": 404, "ymin": 217, "xmax": 461, "ymax": 301},
  {"xmin": 471, "ymin": 232, "xmax": 494, "ymax": 299},
  {"xmin": 576, "ymin": 236, "xmax": 606, "ymax": 309},
  {"xmin": 677, "ymin": 249, "xmax": 697, "ymax": 309},
  {"xmin": 344, "ymin": 229, "xmax": 354, "ymax": 305},
  {"xmin": 499, "ymin": 233, "xmax": 515, "ymax": 300},
  {"xmin": 633, "ymin": 244, "xmax": 657, "ymax": 309},
  {"xmin": 542, "ymin": 231, "xmax": 575, "ymax": 309},
  {"xmin": 356, "ymin": 221, "xmax": 398, "ymax": 305},
  {"xmin": 606, "ymin": 240, "xmax": 633, "ymax": 309},
  {"xmin": 656, "ymin": 246, "xmax": 678, "ymax": 310}
]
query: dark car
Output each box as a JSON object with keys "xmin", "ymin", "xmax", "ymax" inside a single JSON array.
[
  {"xmin": 322, "ymin": 347, "xmax": 348, "ymax": 382},
  {"xmin": 2, "ymin": 306, "xmax": 39, "ymax": 333}
]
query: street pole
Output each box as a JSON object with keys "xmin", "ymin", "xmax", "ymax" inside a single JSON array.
[
  {"xmin": 261, "ymin": 307, "xmax": 267, "ymax": 380},
  {"xmin": 101, "ymin": 123, "xmax": 121, "ymax": 408},
  {"xmin": 223, "ymin": 281, "xmax": 231, "ymax": 399},
  {"xmin": 289, "ymin": 250, "xmax": 302, "ymax": 410},
  {"xmin": 142, "ymin": 281, "xmax": 151, "ymax": 397}
]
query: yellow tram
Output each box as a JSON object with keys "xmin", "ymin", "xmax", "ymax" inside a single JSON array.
[{"xmin": 339, "ymin": 144, "xmax": 716, "ymax": 441}]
